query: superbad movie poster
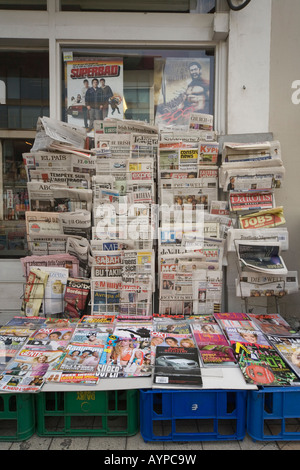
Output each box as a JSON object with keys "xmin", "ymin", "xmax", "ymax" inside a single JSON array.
[{"xmin": 65, "ymin": 58, "xmax": 124, "ymax": 129}]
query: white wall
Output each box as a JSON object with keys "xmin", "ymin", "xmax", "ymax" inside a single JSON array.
[
  {"xmin": 227, "ymin": 0, "xmax": 272, "ymax": 134},
  {"xmin": 268, "ymin": 0, "xmax": 300, "ymax": 327}
]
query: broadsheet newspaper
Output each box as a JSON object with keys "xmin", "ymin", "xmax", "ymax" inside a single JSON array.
[{"xmin": 236, "ymin": 270, "xmax": 298, "ymax": 298}]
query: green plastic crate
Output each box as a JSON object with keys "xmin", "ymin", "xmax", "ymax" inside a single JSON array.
[
  {"xmin": 0, "ymin": 393, "xmax": 35, "ymax": 441},
  {"xmin": 35, "ymin": 389, "xmax": 139, "ymax": 437}
]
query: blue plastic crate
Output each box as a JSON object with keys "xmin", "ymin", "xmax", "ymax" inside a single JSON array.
[
  {"xmin": 140, "ymin": 389, "xmax": 247, "ymax": 442},
  {"xmin": 247, "ymin": 386, "xmax": 300, "ymax": 441}
]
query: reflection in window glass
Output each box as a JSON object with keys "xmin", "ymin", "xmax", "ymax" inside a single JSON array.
[
  {"xmin": 0, "ymin": 1, "xmax": 47, "ymax": 10},
  {"xmin": 60, "ymin": 0, "xmax": 216, "ymax": 13},
  {"xmin": 0, "ymin": 51, "xmax": 49, "ymax": 130},
  {"xmin": 0, "ymin": 139, "xmax": 33, "ymax": 257}
]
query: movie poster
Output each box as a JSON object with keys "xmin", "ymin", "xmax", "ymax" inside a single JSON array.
[
  {"xmin": 154, "ymin": 57, "xmax": 211, "ymax": 128},
  {"xmin": 65, "ymin": 57, "xmax": 123, "ymax": 131}
]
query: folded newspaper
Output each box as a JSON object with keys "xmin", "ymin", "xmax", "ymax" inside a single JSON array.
[
  {"xmin": 237, "ymin": 241, "xmax": 288, "ymax": 275},
  {"xmin": 31, "ymin": 116, "xmax": 88, "ymax": 155}
]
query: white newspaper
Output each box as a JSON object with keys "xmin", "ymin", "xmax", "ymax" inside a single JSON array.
[
  {"xmin": 31, "ymin": 116, "xmax": 87, "ymax": 153},
  {"xmin": 222, "ymin": 140, "xmax": 282, "ymax": 165},
  {"xmin": 219, "ymin": 166, "xmax": 285, "ymax": 191},
  {"xmin": 236, "ymin": 270, "xmax": 298, "ymax": 298},
  {"xmin": 192, "ymin": 269, "xmax": 223, "ymax": 315},
  {"xmin": 227, "ymin": 227, "xmax": 289, "ymax": 252}
]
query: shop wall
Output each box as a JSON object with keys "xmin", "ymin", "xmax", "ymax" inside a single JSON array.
[{"xmin": 268, "ymin": 0, "xmax": 300, "ymax": 327}]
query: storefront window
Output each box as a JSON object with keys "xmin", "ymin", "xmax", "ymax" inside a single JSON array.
[
  {"xmin": 0, "ymin": 51, "xmax": 49, "ymax": 129},
  {"xmin": 62, "ymin": 47, "xmax": 215, "ymax": 129},
  {"xmin": 60, "ymin": 0, "xmax": 216, "ymax": 13},
  {"xmin": 0, "ymin": 139, "xmax": 33, "ymax": 257},
  {"xmin": 0, "ymin": 1, "xmax": 47, "ymax": 10}
]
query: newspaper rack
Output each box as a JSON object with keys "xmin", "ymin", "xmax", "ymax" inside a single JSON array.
[
  {"xmin": 20, "ymin": 266, "xmax": 91, "ymax": 318},
  {"xmin": 232, "ymin": 238, "xmax": 292, "ymax": 314}
]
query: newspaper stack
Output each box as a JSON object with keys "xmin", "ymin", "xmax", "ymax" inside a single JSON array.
[
  {"xmin": 219, "ymin": 139, "xmax": 299, "ymax": 301},
  {"xmin": 157, "ymin": 114, "xmax": 228, "ymax": 317},
  {"xmin": 90, "ymin": 118, "xmax": 158, "ymax": 318}
]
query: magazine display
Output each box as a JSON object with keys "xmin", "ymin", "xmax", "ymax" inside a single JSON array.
[
  {"xmin": 57, "ymin": 344, "xmax": 102, "ymax": 374},
  {"xmin": 25, "ymin": 327, "xmax": 74, "ymax": 351},
  {"xmin": 0, "ymin": 348, "xmax": 64, "ymax": 392},
  {"xmin": 215, "ymin": 312, "xmax": 299, "ymax": 386},
  {"xmin": 190, "ymin": 316, "xmax": 236, "ymax": 366},
  {"xmin": 153, "ymin": 345, "xmax": 202, "ymax": 387},
  {"xmin": 0, "ymin": 330, "xmax": 29, "ymax": 365},
  {"xmin": 266, "ymin": 335, "xmax": 300, "ymax": 378},
  {"xmin": 98, "ymin": 335, "xmax": 152, "ymax": 378},
  {"xmin": 70, "ymin": 328, "xmax": 109, "ymax": 348},
  {"xmin": 248, "ymin": 313, "xmax": 299, "ymax": 336},
  {"xmin": 233, "ymin": 342, "xmax": 299, "ymax": 387}
]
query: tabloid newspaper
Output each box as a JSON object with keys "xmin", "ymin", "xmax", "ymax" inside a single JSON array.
[
  {"xmin": 238, "ymin": 206, "xmax": 285, "ymax": 230},
  {"xmin": 229, "ymin": 191, "xmax": 275, "ymax": 212}
]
